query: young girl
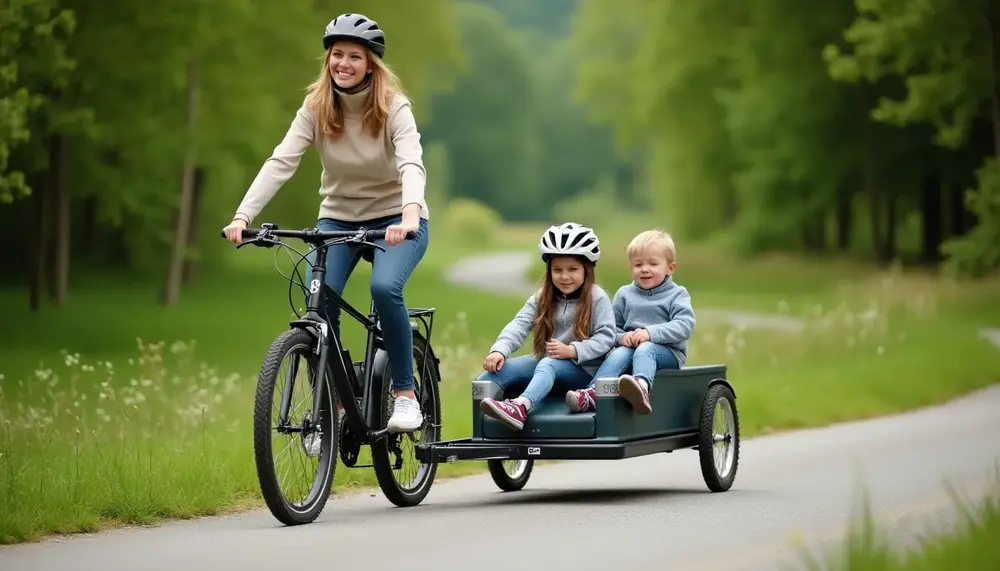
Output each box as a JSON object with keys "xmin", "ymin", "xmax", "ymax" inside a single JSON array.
[{"xmin": 476, "ymin": 223, "xmax": 616, "ymax": 431}]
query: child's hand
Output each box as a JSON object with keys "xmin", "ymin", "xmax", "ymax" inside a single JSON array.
[
  {"xmin": 545, "ymin": 339, "xmax": 576, "ymax": 360},
  {"xmin": 622, "ymin": 329, "xmax": 650, "ymax": 347},
  {"xmin": 621, "ymin": 330, "xmax": 637, "ymax": 347},
  {"xmin": 483, "ymin": 351, "xmax": 505, "ymax": 373}
]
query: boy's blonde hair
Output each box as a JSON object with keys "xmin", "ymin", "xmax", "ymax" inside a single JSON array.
[{"xmin": 627, "ymin": 229, "xmax": 676, "ymax": 264}]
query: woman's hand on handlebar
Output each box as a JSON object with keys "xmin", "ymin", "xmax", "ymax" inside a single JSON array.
[
  {"xmin": 223, "ymin": 218, "xmax": 248, "ymax": 245},
  {"xmin": 385, "ymin": 219, "xmax": 418, "ymax": 246},
  {"xmin": 386, "ymin": 206, "xmax": 421, "ymax": 245},
  {"xmin": 483, "ymin": 351, "xmax": 505, "ymax": 373}
]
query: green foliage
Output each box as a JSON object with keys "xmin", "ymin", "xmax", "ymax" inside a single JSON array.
[
  {"xmin": 423, "ymin": 141, "xmax": 452, "ymax": 210},
  {"xmin": 941, "ymin": 158, "xmax": 1000, "ymax": 277},
  {"xmin": 552, "ymin": 175, "xmax": 652, "ymax": 232},
  {"xmin": 825, "ymin": 0, "xmax": 994, "ymax": 150},
  {"xmin": 0, "ymin": 0, "xmax": 76, "ymax": 203},
  {"xmin": 440, "ymin": 197, "xmax": 503, "ymax": 246},
  {"xmin": 422, "ymin": 1, "xmax": 544, "ymax": 221}
]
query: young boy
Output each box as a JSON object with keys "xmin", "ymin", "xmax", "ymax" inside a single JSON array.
[{"xmin": 565, "ymin": 229, "xmax": 696, "ymax": 414}]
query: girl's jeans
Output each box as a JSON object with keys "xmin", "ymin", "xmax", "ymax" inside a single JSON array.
[
  {"xmin": 476, "ymin": 355, "xmax": 593, "ymax": 408},
  {"xmin": 310, "ymin": 215, "xmax": 429, "ymax": 392},
  {"xmin": 590, "ymin": 342, "xmax": 680, "ymax": 389}
]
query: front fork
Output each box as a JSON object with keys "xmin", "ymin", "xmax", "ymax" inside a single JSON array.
[{"xmin": 275, "ymin": 321, "xmax": 330, "ymax": 437}]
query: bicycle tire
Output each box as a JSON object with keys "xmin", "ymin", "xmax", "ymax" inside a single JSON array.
[
  {"xmin": 370, "ymin": 333, "xmax": 441, "ymax": 507},
  {"xmin": 253, "ymin": 328, "xmax": 338, "ymax": 525}
]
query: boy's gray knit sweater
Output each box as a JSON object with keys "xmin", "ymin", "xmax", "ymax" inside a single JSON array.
[
  {"xmin": 489, "ymin": 284, "xmax": 616, "ymax": 375},
  {"xmin": 612, "ymin": 276, "xmax": 696, "ymax": 366}
]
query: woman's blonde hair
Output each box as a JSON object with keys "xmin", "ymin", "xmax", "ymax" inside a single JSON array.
[{"xmin": 304, "ymin": 43, "xmax": 407, "ymax": 139}]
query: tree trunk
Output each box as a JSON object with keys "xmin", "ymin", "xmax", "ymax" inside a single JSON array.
[
  {"xmin": 160, "ymin": 60, "xmax": 201, "ymax": 306},
  {"xmin": 28, "ymin": 172, "xmax": 51, "ymax": 312},
  {"xmin": 883, "ymin": 188, "xmax": 897, "ymax": 263},
  {"xmin": 835, "ymin": 187, "xmax": 852, "ymax": 251},
  {"xmin": 992, "ymin": 7, "xmax": 1000, "ymax": 163},
  {"xmin": 801, "ymin": 211, "xmax": 826, "ymax": 252},
  {"xmin": 182, "ymin": 167, "xmax": 207, "ymax": 285},
  {"xmin": 81, "ymin": 195, "xmax": 98, "ymax": 256},
  {"xmin": 865, "ymin": 139, "xmax": 885, "ymax": 263},
  {"xmin": 47, "ymin": 134, "xmax": 70, "ymax": 305},
  {"xmin": 919, "ymin": 174, "xmax": 943, "ymax": 264}
]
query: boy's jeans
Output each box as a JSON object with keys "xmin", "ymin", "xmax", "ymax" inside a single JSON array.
[
  {"xmin": 590, "ymin": 342, "xmax": 680, "ymax": 389},
  {"xmin": 476, "ymin": 355, "xmax": 592, "ymax": 408}
]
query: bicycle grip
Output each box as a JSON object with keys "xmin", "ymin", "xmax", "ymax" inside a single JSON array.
[
  {"xmin": 367, "ymin": 229, "xmax": 417, "ymax": 241},
  {"xmin": 219, "ymin": 229, "xmax": 260, "ymax": 239}
]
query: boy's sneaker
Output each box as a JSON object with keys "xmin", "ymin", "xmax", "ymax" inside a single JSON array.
[
  {"xmin": 386, "ymin": 395, "xmax": 423, "ymax": 433},
  {"xmin": 480, "ymin": 398, "xmax": 527, "ymax": 431},
  {"xmin": 566, "ymin": 388, "xmax": 597, "ymax": 413},
  {"xmin": 618, "ymin": 374, "xmax": 651, "ymax": 414}
]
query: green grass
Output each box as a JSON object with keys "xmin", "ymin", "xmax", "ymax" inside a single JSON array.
[
  {"xmin": 1, "ymin": 222, "xmax": 998, "ymax": 544},
  {"xmin": 796, "ymin": 469, "xmax": 1000, "ymax": 570}
]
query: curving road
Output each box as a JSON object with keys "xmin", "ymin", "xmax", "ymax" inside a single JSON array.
[{"xmin": 2, "ymin": 252, "xmax": 998, "ymax": 571}]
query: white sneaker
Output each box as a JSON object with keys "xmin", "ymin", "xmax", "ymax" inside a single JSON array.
[{"xmin": 386, "ymin": 396, "xmax": 423, "ymax": 433}]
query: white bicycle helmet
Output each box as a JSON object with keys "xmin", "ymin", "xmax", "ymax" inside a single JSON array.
[{"xmin": 538, "ymin": 222, "xmax": 601, "ymax": 264}]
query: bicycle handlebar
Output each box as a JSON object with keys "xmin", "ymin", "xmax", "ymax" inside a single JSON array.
[{"xmin": 219, "ymin": 223, "xmax": 416, "ymax": 245}]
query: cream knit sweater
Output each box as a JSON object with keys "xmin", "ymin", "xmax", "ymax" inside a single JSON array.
[{"xmin": 233, "ymin": 84, "xmax": 429, "ymax": 224}]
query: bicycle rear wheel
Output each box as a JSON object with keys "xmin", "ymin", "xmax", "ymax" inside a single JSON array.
[
  {"xmin": 371, "ymin": 333, "xmax": 441, "ymax": 507},
  {"xmin": 253, "ymin": 328, "xmax": 338, "ymax": 525}
]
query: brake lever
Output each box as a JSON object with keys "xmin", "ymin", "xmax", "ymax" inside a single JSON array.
[
  {"xmin": 353, "ymin": 239, "xmax": 386, "ymax": 253},
  {"xmin": 344, "ymin": 230, "xmax": 387, "ymax": 253},
  {"xmin": 237, "ymin": 235, "xmax": 280, "ymax": 249}
]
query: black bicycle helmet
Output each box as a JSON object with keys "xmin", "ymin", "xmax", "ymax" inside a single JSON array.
[{"xmin": 323, "ymin": 13, "xmax": 386, "ymax": 58}]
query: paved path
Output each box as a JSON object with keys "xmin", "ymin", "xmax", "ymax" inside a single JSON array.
[{"xmin": 2, "ymin": 385, "xmax": 998, "ymax": 571}]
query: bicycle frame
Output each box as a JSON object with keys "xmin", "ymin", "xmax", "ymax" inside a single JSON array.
[{"xmin": 235, "ymin": 224, "xmax": 434, "ymax": 446}]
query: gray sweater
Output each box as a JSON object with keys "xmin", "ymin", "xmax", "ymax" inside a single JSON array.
[
  {"xmin": 611, "ymin": 276, "xmax": 696, "ymax": 366},
  {"xmin": 489, "ymin": 284, "xmax": 617, "ymax": 375}
]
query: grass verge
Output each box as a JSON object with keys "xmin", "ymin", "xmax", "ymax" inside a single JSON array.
[
  {"xmin": 796, "ymin": 468, "xmax": 1000, "ymax": 570},
  {"xmin": 1, "ymin": 225, "xmax": 998, "ymax": 544}
]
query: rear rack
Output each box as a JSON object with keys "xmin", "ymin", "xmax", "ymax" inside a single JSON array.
[{"xmin": 414, "ymin": 431, "xmax": 700, "ymax": 463}]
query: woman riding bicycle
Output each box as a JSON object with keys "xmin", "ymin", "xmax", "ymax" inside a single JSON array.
[{"xmin": 222, "ymin": 13, "xmax": 430, "ymax": 434}]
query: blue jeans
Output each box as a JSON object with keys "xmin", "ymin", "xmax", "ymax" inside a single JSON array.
[
  {"xmin": 310, "ymin": 215, "xmax": 429, "ymax": 391},
  {"xmin": 476, "ymin": 355, "xmax": 593, "ymax": 408},
  {"xmin": 590, "ymin": 342, "xmax": 680, "ymax": 388}
]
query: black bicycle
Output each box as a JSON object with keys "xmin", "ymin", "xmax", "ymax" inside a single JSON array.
[{"xmin": 222, "ymin": 223, "xmax": 442, "ymax": 525}]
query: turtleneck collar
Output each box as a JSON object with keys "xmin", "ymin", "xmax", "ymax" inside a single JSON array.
[
  {"xmin": 555, "ymin": 285, "xmax": 585, "ymax": 300},
  {"xmin": 633, "ymin": 275, "xmax": 674, "ymax": 296},
  {"xmin": 333, "ymin": 77, "xmax": 372, "ymax": 117}
]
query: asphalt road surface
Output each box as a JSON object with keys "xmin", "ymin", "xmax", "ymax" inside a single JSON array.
[{"xmin": 2, "ymin": 384, "xmax": 998, "ymax": 571}]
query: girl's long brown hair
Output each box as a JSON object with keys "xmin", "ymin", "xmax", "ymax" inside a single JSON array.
[
  {"xmin": 531, "ymin": 256, "xmax": 596, "ymax": 359},
  {"xmin": 304, "ymin": 44, "xmax": 406, "ymax": 139}
]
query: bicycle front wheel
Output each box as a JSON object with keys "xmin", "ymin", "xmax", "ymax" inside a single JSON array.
[{"xmin": 253, "ymin": 328, "xmax": 338, "ymax": 525}]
